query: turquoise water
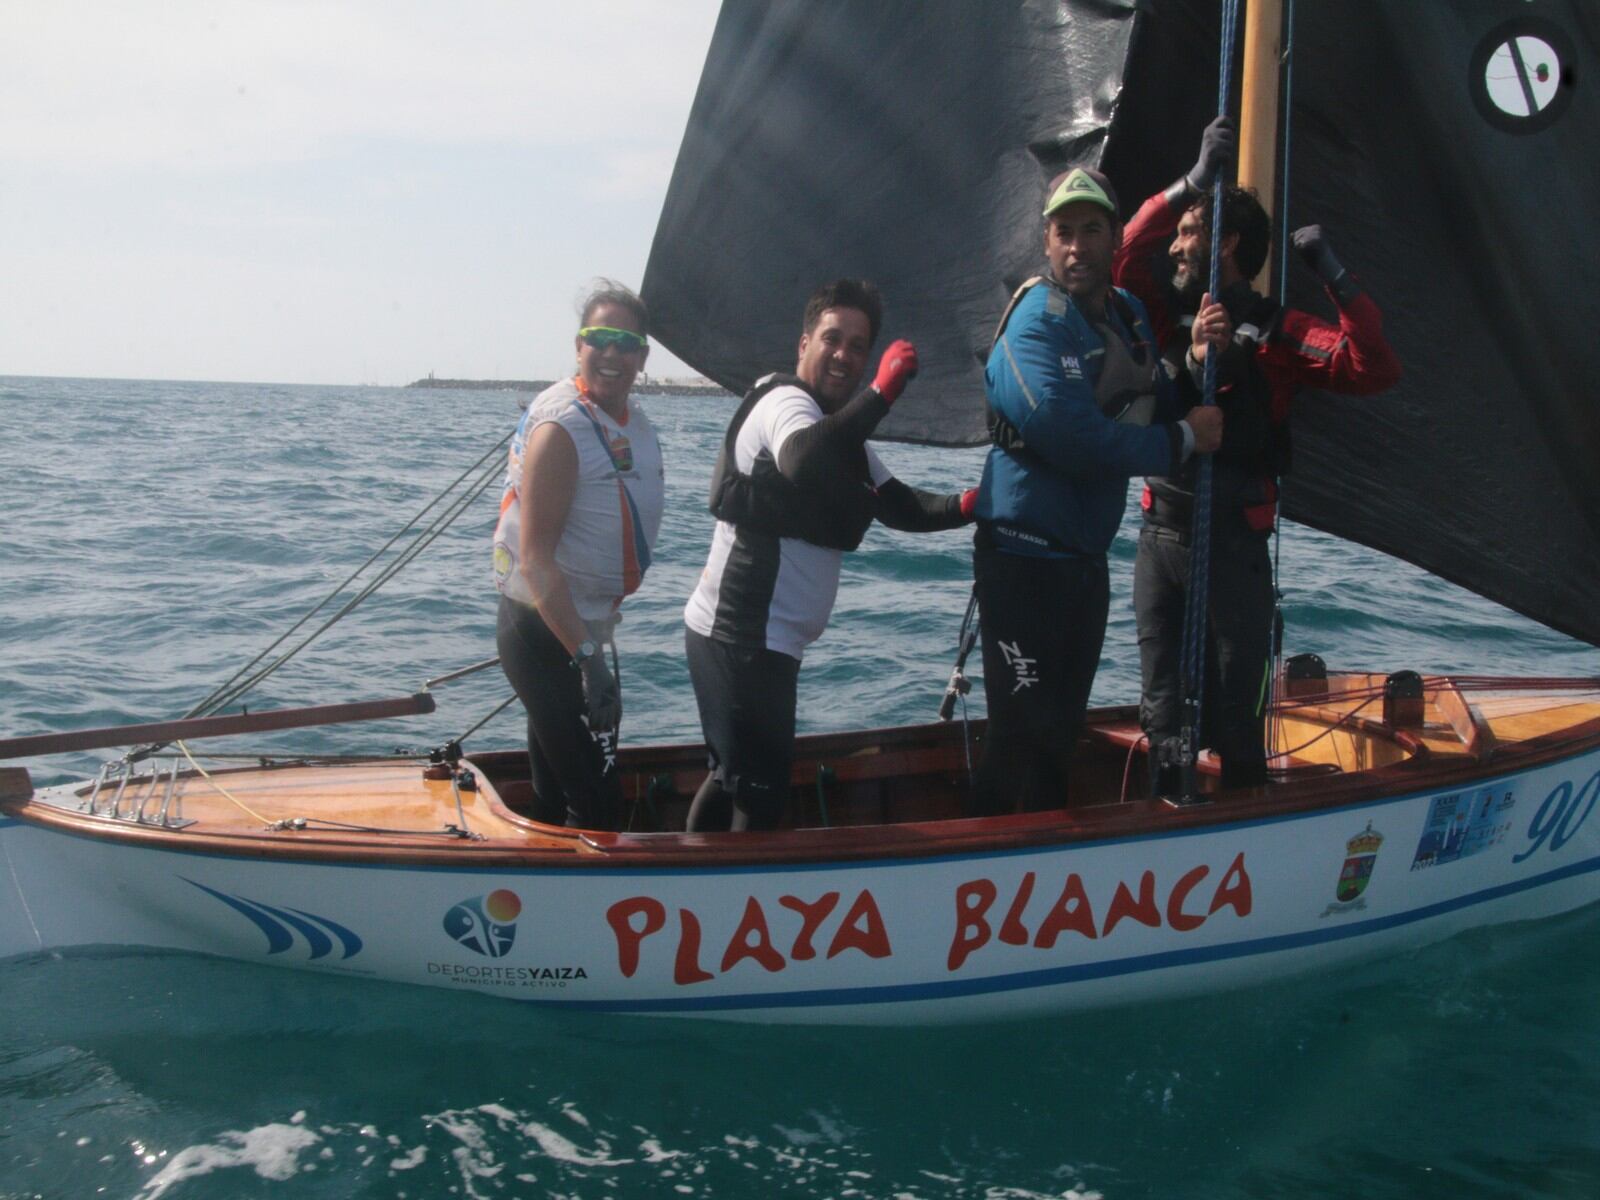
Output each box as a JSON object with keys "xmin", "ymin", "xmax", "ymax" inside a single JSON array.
[{"xmin": 3, "ymin": 375, "xmax": 1599, "ymax": 1198}]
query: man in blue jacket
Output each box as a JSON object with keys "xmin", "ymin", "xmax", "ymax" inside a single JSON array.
[{"xmin": 971, "ymin": 166, "xmax": 1225, "ymax": 815}]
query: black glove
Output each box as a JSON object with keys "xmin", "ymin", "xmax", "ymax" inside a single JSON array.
[
  {"xmin": 580, "ymin": 652, "xmax": 620, "ymax": 732},
  {"xmin": 1186, "ymin": 116, "xmax": 1236, "ymax": 192},
  {"xmin": 1291, "ymin": 225, "xmax": 1357, "ymax": 302}
]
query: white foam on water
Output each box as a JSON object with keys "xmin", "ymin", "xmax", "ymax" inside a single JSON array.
[
  {"xmin": 389, "ymin": 1145, "xmax": 427, "ymax": 1171},
  {"xmin": 517, "ymin": 1118, "xmax": 626, "ymax": 1167},
  {"xmin": 429, "ymin": 1111, "xmax": 503, "ymax": 1199},
  {"xmin": 431, "ymin": 1111, "xmax": 489, "ymax": 1154},
  {"xmin": 134, "ymin": 1123, "xmax": 321, "ymax": 1199},
  {"xmin": 638, "ymin": 1137, "xmax": 683, "ymax": 1163},
  {"xmin": 469, "ymin": 1102, "xmax": 629, "ymax": 1168},
  {"xmin": 452, "ymin": 1145, "xmax": 504, "ymax": 1181},
  {"xmin": 775, "ymin": 1109, "xmax": 855, "ymax": 1147}
]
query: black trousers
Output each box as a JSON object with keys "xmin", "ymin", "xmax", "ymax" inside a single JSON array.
[
  {"xmin": 496, "ymin": 596, "xmax": 622, "ymax": 830},
  {"xmin": 971, "ymin": 540, "xmax": 1109, "ymax": 816},
  {"xmin": 684, "ymin": 627, "xmax": 800, "ymax": 832},
  {"xmin": 1134, "ymin": 520, "xmax": 1274, "ymax": 791}
]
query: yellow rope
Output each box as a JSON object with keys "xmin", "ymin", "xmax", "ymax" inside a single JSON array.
[{"xmin": 176, "ymin": 740, "xmax": 276, "ymax": 826}]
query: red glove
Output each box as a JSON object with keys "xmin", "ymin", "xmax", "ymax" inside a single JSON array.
[
  {"xmin": 871, "ymin": 339, "xmax": 918, "ymax": 404},
  {"xmin": 959, "ymin": 488, "xmax": 979, "ymax": 519}
]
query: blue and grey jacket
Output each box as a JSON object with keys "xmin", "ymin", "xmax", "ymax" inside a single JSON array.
[{"xmin": 975, "ymin": 277, "xmax": 1187, "ymax": 558}]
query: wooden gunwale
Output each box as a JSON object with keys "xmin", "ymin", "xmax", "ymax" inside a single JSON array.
[{"xmin": 7, "ymin": 693, "xmax": 1599, "ymax": 870}]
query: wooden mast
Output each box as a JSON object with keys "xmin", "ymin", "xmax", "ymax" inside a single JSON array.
[{"xmin": 1237, "ymin": 0, "xmax": 1286, "ymax": 294}]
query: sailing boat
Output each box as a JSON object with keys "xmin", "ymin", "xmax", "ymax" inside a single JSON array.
[{"xmin": 2, "ymin": 0, "xmax": 1598, "ymax": 1024}]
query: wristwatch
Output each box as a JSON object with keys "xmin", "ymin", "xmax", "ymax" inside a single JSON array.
[{"xmin": 572, "ymin": 640, "xmax": 597, "ymax": 668}]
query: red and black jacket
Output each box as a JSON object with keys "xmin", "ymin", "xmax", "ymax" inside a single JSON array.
[{"xmin": 1113, "ymin": 187, "xmax": 1403, "ymax": 532}]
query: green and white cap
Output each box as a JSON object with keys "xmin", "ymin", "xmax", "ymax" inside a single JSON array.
[{"xmin": 1042, "ymin": 167, "xmax": 1120, "ymax": 218}]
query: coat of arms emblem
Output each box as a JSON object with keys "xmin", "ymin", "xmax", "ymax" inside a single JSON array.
[{"xmin": 1336, "ymin": 822, "xmax": 1385, "ymax": 903}]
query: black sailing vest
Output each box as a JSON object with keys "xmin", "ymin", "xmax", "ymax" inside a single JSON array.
[
  {"xmin": 706, "ymin": 374, "xmax": 877, "ymax": 552},
  {"xmin": 1145, "ymin": 287, "xmax": 1289, "ymax": 533}
]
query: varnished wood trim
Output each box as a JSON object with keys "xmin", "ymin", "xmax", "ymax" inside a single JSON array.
[
  {"xmin": 1435, "ymin": 679, "xmax": 1498, "ymax": 761},
  {"xmin": 0, "ymin": 694, "xmax": 436, "ymax": 760},
  {"xmin": 7, "ymin": 688, "xmax": 1600, "ymax": 871}
]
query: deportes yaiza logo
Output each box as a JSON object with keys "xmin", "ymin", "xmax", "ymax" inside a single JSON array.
[
  {"xmin": 444, "ymin": 889, "xmax": 523, "ymax": 957},
  {"xmin": 185, "ymin": 879, "xmax": 363, "ymax": 960}
]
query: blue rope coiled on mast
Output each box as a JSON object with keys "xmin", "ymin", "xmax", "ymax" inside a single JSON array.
[{"xmin": 1176, "ymin": 0, "xmax": 1244, "ymax": 794}]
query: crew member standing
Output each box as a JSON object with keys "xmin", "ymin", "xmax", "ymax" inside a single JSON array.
[
  {"xmin": 971, "ymin": 167, "xmax": 1225, "ymax": 816},
  {"xmin": 1114, "ymin": 118, "xmax": 1402, "ymax": 793},
  {"xmin": 493, "ymin": 281, "xmax": 665, "ymax": 830},
  {"xmin": 683, "ymin": 279, "xmax": 976, "ymax": 832}
]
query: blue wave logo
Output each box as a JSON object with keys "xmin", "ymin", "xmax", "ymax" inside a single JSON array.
[
  {"xmin": 443, "ymin": 889, "xmax": 522, "ymax": 957},
  {"xmin": 184, "ymin": 879, "xmax": 364, "ymax": 960}
]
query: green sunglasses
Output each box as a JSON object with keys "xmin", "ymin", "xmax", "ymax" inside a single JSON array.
[{"xmin": 578, "ymin": 326, "xmax": 648, "ymax": 353}]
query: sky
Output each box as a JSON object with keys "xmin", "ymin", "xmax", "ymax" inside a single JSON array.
[{"xmin": 0, "ymin": 1, "xmax": 723, "ymax": 385}]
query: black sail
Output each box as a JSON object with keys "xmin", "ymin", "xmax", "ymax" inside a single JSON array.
[
  {"xmin": 644, "ymin": 1, "xmax": 1600, "ymax": 647},
  {"xmin": 643, "ymin": 0, "xmax": 1144, "ymax": 446}
]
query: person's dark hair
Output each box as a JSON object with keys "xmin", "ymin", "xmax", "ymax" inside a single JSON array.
[
  {"xmin": 802, "ymin": 278, "xmax": 883, "ymax": 345},
  {"xmin": 578, "ymin": 278, "xmax": 649, "ymax": 335},
  {"xmin": 1194, "ymin": 186, "xmax": 1271, "ymax": 281}
]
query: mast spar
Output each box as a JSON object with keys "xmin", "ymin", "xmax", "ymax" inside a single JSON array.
[{"xmin": 1237, "ymin": 0, "xmax": 1286, "ymax": 293}]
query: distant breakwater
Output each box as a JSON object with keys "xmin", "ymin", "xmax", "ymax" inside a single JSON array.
[{"xmin": 407, "ymin": 377, "xmax": 735, "ymax": 398}]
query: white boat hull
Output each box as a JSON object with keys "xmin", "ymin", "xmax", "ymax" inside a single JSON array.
[{"xmin": 6, "ymin": 745, "xmax": 1599, "ymax": 1023}]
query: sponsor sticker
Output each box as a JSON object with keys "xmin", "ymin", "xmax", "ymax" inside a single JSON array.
[
  {"xmin": 1411, "ymin": 788, "xmax": 1516, "ymax": 870},
  {"xmin": 443, "ymin": 889, "xmax": 523, "ymax": 958}
]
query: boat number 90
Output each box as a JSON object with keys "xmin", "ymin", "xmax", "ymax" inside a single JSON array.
[{"xmin": 1514, "ymin": 769, "xmax": 1600, "ymax": 863}]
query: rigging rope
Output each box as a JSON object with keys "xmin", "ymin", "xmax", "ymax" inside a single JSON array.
[
  {"xmin": 1266, "ymin": 0, "xmax": 1296, "ymax": 774},
  {"xmin": 129, "ymin": 426, "xmax": 514, "ymax": 762},
  {"xmin": 176, "ymin": 739, "xmax": 275, "ymax": 824},
  {"xmin": 1174, "ymin": 0, "xmax": 1244, "ymax": 799},
  {"xmin": 211, "ymin": 455, "xmax": 505, "ymax": 708},
  {"xmin": 183, "ymin": 430, "xmax": 512, "ymax": 723}
]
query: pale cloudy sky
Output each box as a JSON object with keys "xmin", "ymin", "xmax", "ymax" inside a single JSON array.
[{"xmin": 0, "ymin": 1, "xmax": 722, "ymax": 385}]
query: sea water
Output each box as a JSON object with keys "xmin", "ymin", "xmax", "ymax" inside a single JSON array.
[{"xmin": 2, "ymin": 375, "xmax": 1598, "ymax": 1199}]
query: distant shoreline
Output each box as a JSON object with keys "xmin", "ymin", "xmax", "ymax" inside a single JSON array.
[{"xmin": 407, "ymin": 377, "xmax": 734, "ymax": 398}]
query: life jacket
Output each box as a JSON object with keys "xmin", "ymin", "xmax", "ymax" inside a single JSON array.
[
  {"xmin": 707, "ymin": 373, "xmax": 876, "ymax": 552},
  {"xmin": 493, "ymin": 379, "xmax": 663, "ymax": 619},
  {"xmin": 986, "ymin": 277, "xmax": 1165, "ymax": 462},
  {"xmin": 1143, "ymin": 289, "xmax": 1287, "ymax": 535}
]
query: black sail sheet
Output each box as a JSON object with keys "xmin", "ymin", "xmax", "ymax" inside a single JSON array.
[
  {"xmin": 644, "ymin": 1, "xmax": 1600, "ymax": 647},
  {"xmin": 643, "ymin": 0, "xmax": 1144, "ymax": 446}
]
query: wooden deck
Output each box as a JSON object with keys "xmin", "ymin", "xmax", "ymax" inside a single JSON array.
[{"xmin": 6, "ymin": 674, "xmax": 1599, "ymax": 868}]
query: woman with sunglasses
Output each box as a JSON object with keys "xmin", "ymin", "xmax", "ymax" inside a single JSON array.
[{"xmin": 492, "ymin": 280, "xmax": 665, "ymax": 829}]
